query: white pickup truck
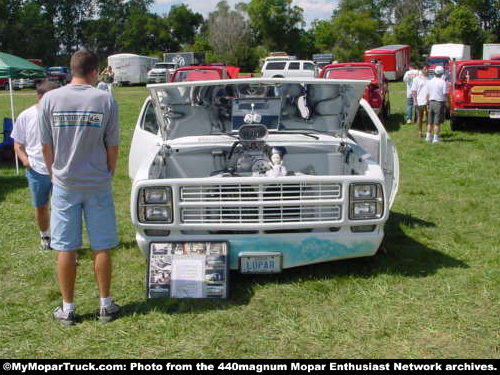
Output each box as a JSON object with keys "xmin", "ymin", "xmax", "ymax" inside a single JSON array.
[{"xmin": 129, "ymin": 78, "xmax": 399, "ymax": 274}]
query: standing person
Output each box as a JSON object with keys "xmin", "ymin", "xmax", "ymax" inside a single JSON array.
[
  {"xmin": 11, "ymin": 81, "xmax": 58, "ymax": 251},
  {"xmin": 403, "ymin": 64, "xmax": 419, "ymax": 124},
  {"xmin": 100, "ymin": 66, "xmax": 114, "ymax": 92},
  {"xmin": 426, "ymin": 65, "xmax": 448, "ymax": 143},
  {"xmin": 39, "ymin": 50, "xmax": 120, "ymax": 325},
  {"xmin": 411, "ymin": 65, "xmax": 430, "ymax": 138}
]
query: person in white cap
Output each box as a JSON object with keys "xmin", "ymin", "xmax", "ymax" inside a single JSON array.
[{"xmin": 426, "ymin": 65, "xmax": 449, "ymax": 143}]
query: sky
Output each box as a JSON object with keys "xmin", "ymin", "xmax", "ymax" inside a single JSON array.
[{"xmin": 151, "ymin": 0, "xmax": 340, "ymax": 27}]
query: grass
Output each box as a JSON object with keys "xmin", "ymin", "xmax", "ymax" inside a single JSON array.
[{"xmin": 1, "ymin": 84, "xmax": 500, "ymax": 359}]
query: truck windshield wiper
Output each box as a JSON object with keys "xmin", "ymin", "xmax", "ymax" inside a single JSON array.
[{"xmin": 268, "ymin": 130, "xmax": 320, "ymax": 140}]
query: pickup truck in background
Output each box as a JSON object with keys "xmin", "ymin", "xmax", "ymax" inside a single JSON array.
[
  {"xmin": 320, "ymin": 62, "xmax": 391, "ymax": 118},
  {"xmin": 169, "ymin": 65, "xmax": 240, "ymax": 82},
  {"xmin": 147, "ymin": 62, "xmax": 178, "ymax": 83},
  {"xmin": 449, "ymin": 60, "xmax": 500, "ymax": 130},
  {"xmin": 46, "ymin": 66, "xmax": 71, "ymax": 86}
]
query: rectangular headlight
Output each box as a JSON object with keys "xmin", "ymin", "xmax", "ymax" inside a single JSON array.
[
  {"xmin": 349, "ymin": 183, "xmax": 383, "ymax": 220},
  {"xmin": 138, "ymin": 186, "xmax": 173, "ymax": 223},
  {"xmin": 142, "ymin": 187, "xmax": 171, "ymax": 204},
  {"xmin": 145, "ymin": 206, "xmax": 171, "ymax": 221},
  {"xmin": 352, "ymin": 184, "xmax": 377, "ymax": 200}
]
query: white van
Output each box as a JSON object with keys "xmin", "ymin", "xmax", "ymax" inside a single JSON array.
[{"xmin": 261, "ymin": 60, "xmax": 317, "ymax": 78}]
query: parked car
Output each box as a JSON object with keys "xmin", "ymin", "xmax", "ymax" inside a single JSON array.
[
  {"xmin": 169, "ymin": 65, "xmax": 240, "ymax": 82},
  {"xmin": 12, "ymin": 78, "xmax": 36, "ymax": 90},
  {"xmin": 449, "ymin": 60, "xmax": 500, "ymax": 130},
  {"xmin": 129, "ymin": 77, "xmax": 399, "ymax": 274},
  {"xmin": 46, "ymin": 66, "xmax": 71, "ymax": 85},
  {"xmin": 261, "ymin": 60, "xmax": 317, "ymax": 78},
  {"xmin": 1, "ymin": 78, "xmax": 10, "ymax": 90},
  {"xmin": 320, "ymin": 62, "xmax": 391, "ymax": 118},
  {"xmin": 147, "ymin": 62, "xmax": 178, "ymax": 83}
]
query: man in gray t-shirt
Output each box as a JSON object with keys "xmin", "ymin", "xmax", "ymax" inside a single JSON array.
[{"xmin": 40, "ymin": 49, "xmax": 121, "ymax": 325}]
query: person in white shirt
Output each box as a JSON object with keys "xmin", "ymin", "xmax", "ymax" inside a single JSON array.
[
  {"xmin": 403, "ymin": 64, "xmax": 419, "ymax": 123},
  {"xmin": 11, "ymin": 81, "xmax": 58, "ymax": 251},
  {"xmin": 411, "ymin": 65, "xmax": 430, "ymax": 138},
  {"xmin": 426, "ymin": 65, "xmax": 449, "ymax": 143}
]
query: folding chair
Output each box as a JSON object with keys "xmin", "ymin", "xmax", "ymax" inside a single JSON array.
[{"xmin": 0, "ymin": 118, "xmax": 15, "ymax": 162}]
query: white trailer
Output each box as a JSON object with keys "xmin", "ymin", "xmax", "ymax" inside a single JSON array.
[
  {"xmin": 482, "ymin": 44, "xmax": 500, "ymax": 60},
  {"xmin": 108, "ymin": 54, "xmax": 158, "ymax": 85},
  {"xmin": 430, "ymin": 43, "xmax": 471, "ymax": 61}
]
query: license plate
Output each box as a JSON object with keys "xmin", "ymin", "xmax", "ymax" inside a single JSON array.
[{"xmin": 239, "ymin": 253, "xmax": 282, "ymax": 274}]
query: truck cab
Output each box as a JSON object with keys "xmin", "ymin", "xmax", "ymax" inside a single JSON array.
[
  {"xmin": 426, "ymin": 56, "xmax": 451, "ymax": 77},
  {"xmin": 169, "ymin": 65, "xmax": 240, "ymax": 82},
  {"xmin": 147, "ymin": 62, "xmax": 178, "ymax": 83},
  {"xmin": 320, "ymin": 62, "xmax": 390, "ymax": 118},
  {"xmin": 449, "ymin": 60, "xmax": 500, "ymax": 130}
]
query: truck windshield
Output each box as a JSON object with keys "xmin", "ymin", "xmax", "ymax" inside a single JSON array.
[
  {"xmin": 324, "ymin": 67, "xmax": 375, "ymax": 81},
  {"xmin": 426, "ymin": 57, "xmax": 449, "ymax": 65},
  {"xmin": 459, "ymin": 65, "xmax": 500, "ymax": 80}
]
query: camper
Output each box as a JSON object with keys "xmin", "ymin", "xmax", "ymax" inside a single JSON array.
[
  {"xmin": 430, "ymin": 44, "xmax": 471, "ymax": 61},
  {"xmin": 483, "ymin": 44, "xmax": 500, "ymax": 60},
  {"xmin": 364, "ymin": 45, "xmax": 411, "ymax": 81},
  {"xmin": 108, "ymin": 54, "xmax": 158, "ymax": 85}
]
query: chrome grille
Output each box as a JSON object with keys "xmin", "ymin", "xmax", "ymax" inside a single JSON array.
[
  {"xmin": 181, "ymin": 205, "xmax": 341, "ymax": 224},
  {"xmin": 179, "ymin": 183, "xmax": 342, "ymax": 225},
  {"xmin": 180, "ymin": 183, "xmax": 342, "ymax": 202}
]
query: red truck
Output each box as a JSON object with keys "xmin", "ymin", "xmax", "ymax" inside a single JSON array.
[
  {"xmin": 426, "ymin": 56, "xmax": 451, "ymax": 76},
  {"xmin": 169, "ymin": 65, "xmax": 240, "ymax": 82},
  {"xmin": 364, "ymin": 45, "xmax": 411, "ymax": 81},
  {"xmin": 449, "ymin": 60, "xmax": 500, "ymax": 130},
  {"xmin": 319, "ymin": 62, "xmax": 391, "ymax": 118}
]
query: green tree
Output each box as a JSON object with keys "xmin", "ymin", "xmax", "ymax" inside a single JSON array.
[
  {"xmin": 246, "ymin": 0, "xmax": 305, "ymax": 54},
  {"xmin": 165, "ymin": 4, "xmax": 204, "ymax": 50}
]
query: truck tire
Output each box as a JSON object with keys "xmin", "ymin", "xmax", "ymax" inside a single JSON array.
[{"xmin": 450, "ymin": 116, "xmax": 463, "ymax": 131}]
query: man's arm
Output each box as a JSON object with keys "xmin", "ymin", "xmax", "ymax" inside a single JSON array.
[
  {"xmin": 42, "ymin": 143, "xmax": 54, "ymax": 179},
  {"xmin": 14, "ymin": 142, "xmax": 30, "ymax": 169},
  {"xmin": 106, "ymin": 145, "xmax": 119, "ymax": 176}
]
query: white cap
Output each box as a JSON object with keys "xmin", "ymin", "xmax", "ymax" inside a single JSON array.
[{"xmin": 435, "ymin": 66, "xmax": 444, "ymax": 75}]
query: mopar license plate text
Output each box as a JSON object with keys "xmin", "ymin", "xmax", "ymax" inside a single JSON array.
[{"xmin": 240, "ymin": 254, "xmax": 282, "ymax": 274}]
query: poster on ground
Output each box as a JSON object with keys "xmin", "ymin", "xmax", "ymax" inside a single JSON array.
[{"xmin": 147, "ymin": 242, "xmax": 228, "ymax": 299}]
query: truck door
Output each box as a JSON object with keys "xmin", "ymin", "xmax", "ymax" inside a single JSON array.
[
  {"xmin": 349, "ymin": 99, "xmax": 399, "ymax": 208},
  {"xmin": 128, "ymin": 97, "xmax": 161, "ymax": 179}
]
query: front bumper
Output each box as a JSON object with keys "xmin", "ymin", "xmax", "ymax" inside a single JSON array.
[
  {"xmin": 136, "ymin": 228, "xmax": 384, "ymax": 270},
  {"xmin": 451, "ymin": 108, "xmax": 500, "ymax": 118}
]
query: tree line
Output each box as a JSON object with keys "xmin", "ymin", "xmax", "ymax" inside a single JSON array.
[{"xmin": 1, "ymin": 0, "xmax": 499, "ymax": 72}]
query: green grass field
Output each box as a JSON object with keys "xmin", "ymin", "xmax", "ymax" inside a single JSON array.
[{"xmin": 1, "ymin": 84, "xmax": 499, "ymax": 359}]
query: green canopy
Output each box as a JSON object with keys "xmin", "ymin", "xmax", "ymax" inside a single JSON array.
[{"xmin": 0, "ymin": 52, "xmax": 45, "ymax": 79}]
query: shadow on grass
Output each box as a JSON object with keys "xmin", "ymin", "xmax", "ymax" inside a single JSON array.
[
  {"xmin": 109, "ymin": 212, "xmax": 467, "ymax": 319},
  {"xmin": 452, "ymin": 118, "xmax": 500, "ymax": 133},
  {"xmin": 0, "ymin": 172, "xmax": 26, "ymax": 203},
  {"xmin": 384, "ymin": 113, "xmax": 405, "ymax": 132}
]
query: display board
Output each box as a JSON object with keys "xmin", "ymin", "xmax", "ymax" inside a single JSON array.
[{"xmin": 147, "ymin": 242, "xmax": 228, "ymax": 299}]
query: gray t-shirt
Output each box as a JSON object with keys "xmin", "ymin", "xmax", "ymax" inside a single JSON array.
[{"xmin": 39, "ymin": 84, "xmax": 119, "ymax": 191}]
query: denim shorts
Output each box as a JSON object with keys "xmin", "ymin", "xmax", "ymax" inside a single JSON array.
[
  {"xmin": 26, "ymin": 169, "xmax": 52, "ymax": 207},
  {"xmin": 51, "ymin": 185, "xmax": 118, "ymax": 251}
]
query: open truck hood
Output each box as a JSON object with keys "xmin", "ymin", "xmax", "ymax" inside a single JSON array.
[{"xmin": 147, "ymin": 77, "xmax": 369, "ymax": 141}]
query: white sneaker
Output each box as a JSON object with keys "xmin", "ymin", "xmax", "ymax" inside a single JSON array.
[
  {"xmin": 406, "ymin": 119, "xmax": 411, "ymax": 124},
  {"xmin": 432, "ymin": 137, "xmax": 440, "ymax": 144},
  {"xmin": 40, "ymin": 236, "xmax": 51, "ymax": 251},
  {"xmin": 425, "ymin": 134, "xmax": 432, "ymax": 142}
]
